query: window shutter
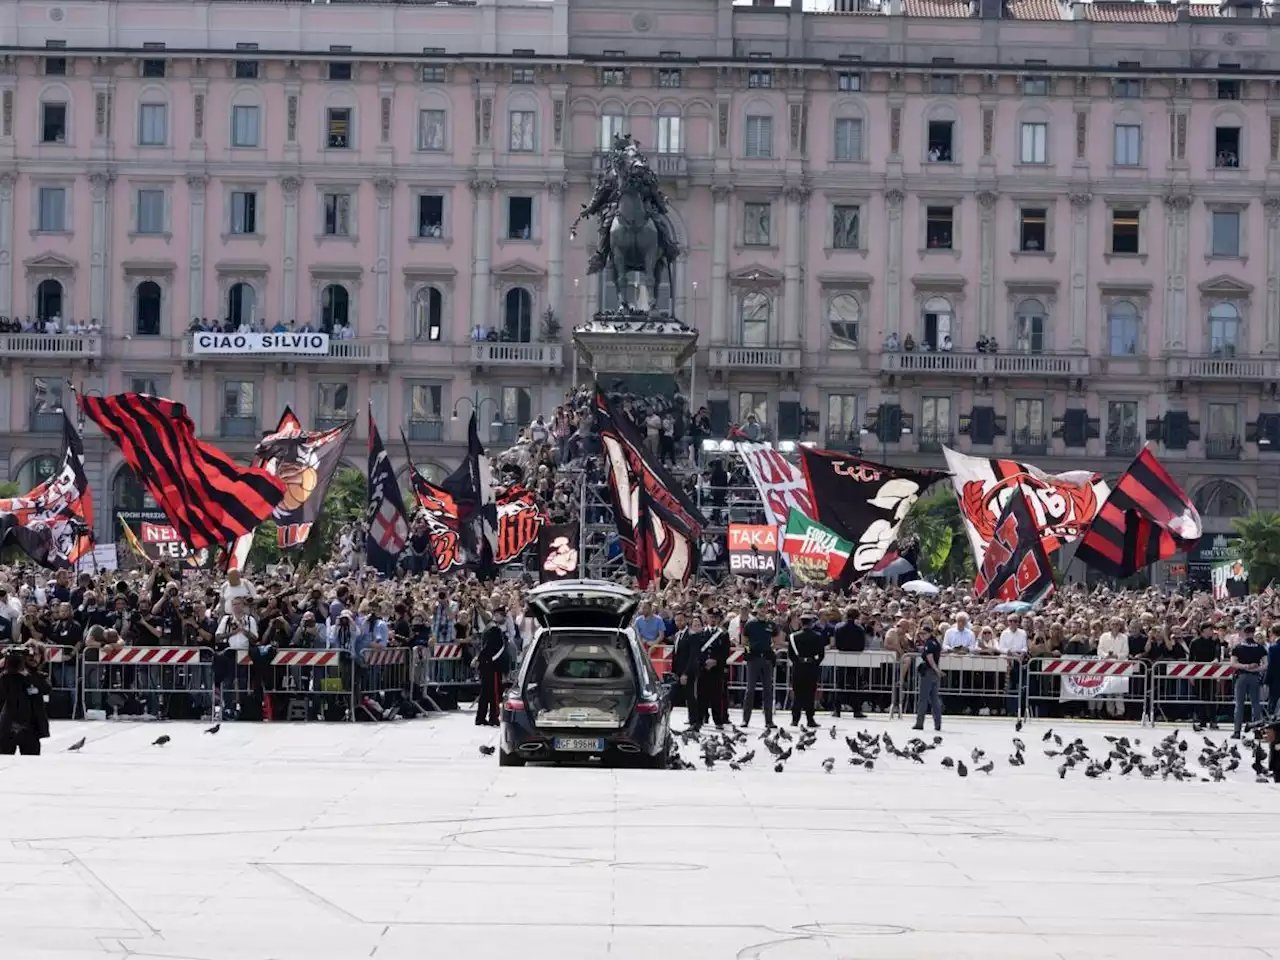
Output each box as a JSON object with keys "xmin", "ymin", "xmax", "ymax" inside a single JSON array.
[
  {"xmin": 708, "ymin": 399, "xmax": 730, "ymax": 436},
  {"xmin": 970, "ymin": 406, "xmax": 995, "ymax": 445},
  {"xmin": 1061, "ymin": 408, "xmax": 1088, "ymax": 448},
  {"xmin": 1086, "ymin": 416, "xmax": 1101, "ymax": 440},
  {"xmin": 1145, "ymin": 416, "xmax": 1164, "ymax": 444},
  {"xmin": 878, "ymin": 403, "xmax": 902, "ymax": 443},
  {"xmin": 777, "ymin": 401, "xmax": 800, "ymax": 440},
  {"xmin": 862, "ymin": 406, "xmax": 881, "ymax": 438}
]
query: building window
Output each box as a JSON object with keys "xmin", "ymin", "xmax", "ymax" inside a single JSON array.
[
  {"xmin": 328, "ymin": 61, "xmax": 353, "ymax": 82},
  {"xmin": 658, "ymin": 68, "xmax": 682, "ymax": 88},
  {"xmin": 504, "ymin": 287, "xmax": 533, "ymax": 342},
  {"xmin": 422, "ymin": 64, "xmax": 446, "ymax": 84},
  {"xmin": 418, "ymin": 109, "xmax": 446, "ymax": 151},
  {"xmin": 922, "ymin": 297, "xmax": 954, "ymax": 351},
  {"xmin": 501, "ymin": 388, "xmax": 532, "ymax": 438},
  {"xmin": 1110, "ymin": 208, "xmax": 1140, "ymax": 254},
  {"xmin": 410, "ymin": 384, "xmax": 443, "ymax": 422},
  {"xmin": 227, "ymin": 282, "xmax": 257, "ymax": 326},
  {"xmin": 317, "ymin": 383, "xmax": 351, "ymax": 424},
  {"xmin": 138, "ymin": 103, "xmax": 167, "ymax": 146},
  {"xmin": 322, "ymin": 192, "xmax": 351, "ymax": 237},
  {"xmin": 1106, "ymin": 401, "xmax": 1140, "ymax": 456},
  {"xmin": 136, "ymin": 189, "xmax": 165, "ymax": 235},
  {"xmin": 141, "ymin": 59, "xmax": 167, "ymax": 79},
  {"xmin": 738, "ymin": 392, "xmax": 768, "ymax": 430},
  {"xmin": 828, "ymin": 293, "xmax": 860, "ymax": 347},
  {"xmin": 601, "ymin": 68, "xmax": 626, "ymax": 87},
  {"xmin": 1019, "ymin": 121, "xmax": 1047, "ymax": 164},
  {"xmin": 129, "ymin": 376, "xmax": 166, "ymax": 397},
  {"xmin": 1113, "ymin": 123, "xmax": 1141, "ymax": 166},
  {"xmin": 37, "ymin": 186, "xmax": 66, "ymax": 232},
  {"xmin": 743, "ymin": 202, "xmax": 771, "ymax": 246},
  {"xmin": 507, "ymin": 196, "xmax": 533, "ymax": 240},
  {"xmin": 41, "ymin": 102, "xmax": 67, "ymax": 143},
  {"xmin": 44, "ymin": 58, "xmax": 66, "ymax": 77},
  {"xmin": 230, "ymin": 191, "xmax": 257, "ymax": 235},
  {"xmin": 837, "ymin": 72, "xmax": 861, "ymax": 92},
  {"xmin": 1018, "ymin": 207, "xmax": 1046, "ymax": 252},
  {"xmin": 135, "ymin": 281, "xmax": 162, "ymax": 336},
  {"xmin": 832, "ymin": 205, "xmax": 860, "ymax": 249},
  {"xmin": 1211, "ymin": 210, "xmax": 1241, "ymax": 258},
  {"xmin": 1215, "ymin": 125, "xmax": 1241, "ymax": 168},
  {"xmin": 1209, "ymin": 302, "xmax": 1241, "ymax": 356},
  {"xmin": 414, "ymin": 287, "xmax": 443, "ymax": 341},
  {"xmin": 1217, "ymin": 79, "xmax": 1240, "ymax": 101},
  {"xmin": 231, "ymin": 105, "xmax": 260, "ymax": 147},
  {"xmin": 222, "ymin": 382, "xmax": 257, "ymax": 434},
  {"xmin": 926, "ymin": 206, "xmax": 953, "ymax": 250},
  {"xmin": 1022, "ymin": 75, "xmax": 1049, "ymax": 97},
  {"xmin": 657, "ymin": 116, "xmax": 682, "ymax": 154},
  {"xmin": 511, "ymin": 67, "xmax": 536, "ymax": 85},
  {"xmin": 827, "ymin": 394, "xmax": 858, "ymax": 446},
  {"xmin": 509, "ymin": 110, "xmax": 536, "ymax": 152},
  {"xmin": 834, "ymin": 118, "xmax": 863, "ymax": 161},
  {"xmin": 921, "ymin": 396, "xmax": 952, "ymax": 448},
  {"xmin": 1014, "ymin": 399, "xmax": 1046, "ymax": 450},
  {"xmin": 1113, "ymin": 78, "xmax": 1142, "ymax": 99},
  {"xmin": 35, "ymin": 280, "xmax": 63, "ymax": 322},
  {"xmin": 1206, "ymin": 403, "xmax": 1240, "ymax": 457},
  {"xmin": 31, "ymin": 378, "xmax": 63, "ymax": 432},
  {"xmin": 744, "ymin": 115, "xmax": 773, "ymax": 159},
  {"xmin": 599, "ymin": 113, "xmax": 625, "ymax": 151},
  {"xmin": 1106, "ymin": 301, "xmax": 1139, "ymax": 355},
  {"xmin": 320, "ymin": 284, "xmax": 349, "ymax": 332},
  {"xmin": 927, "ymin": 120, "xmax": 953, "ymax": 162},
  {"xmin": 326, "ymin": 108, "xmax": 351, "ymax": 148},
  {"xmin": 417, "ymin": 194, "xmax": 444, "ymax": 238},
  {"xmin": 929, "ymin": 74, "xmax": 957, "ymax": 95},
  {"xmin": 748, "ymin": 70, "xmax": 772, "ymax": 89},
  {"xmin": 235, "ymin": 60, "xmax": 259, "ymax": 80},
  {"xmin": 740, "ymin": 292, "xmax": 771, "ymax": 346},
  {"xmin": 1014, "ymin": 299, "xmax": 1046, "ymax": 354}
]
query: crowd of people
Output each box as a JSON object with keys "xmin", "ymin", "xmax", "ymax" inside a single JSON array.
[{"xmin": 0, "ymin": 315, "xmax": 103, "ymax": 335}]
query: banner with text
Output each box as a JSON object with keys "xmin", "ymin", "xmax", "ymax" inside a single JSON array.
[
  {"xmin": 728, "ymin": 523, "xmax": 779, "ymax": 575},
  {"xmin": 140, "ymin": 522, "xmax": 216, "ymax": 569},
  {"xmin": 192, "ymin": 332, "xmax": 331, "ymax": 355}
]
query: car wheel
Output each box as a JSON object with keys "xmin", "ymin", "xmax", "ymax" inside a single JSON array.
[{"xmin": 498, "ymin": 749, "xmax": 526, "ymax": 767}]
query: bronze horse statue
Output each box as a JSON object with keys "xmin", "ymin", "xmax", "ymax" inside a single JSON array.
[{"xmin": 608, "ymin": 159, "xmax": 676, "ymax": 313}]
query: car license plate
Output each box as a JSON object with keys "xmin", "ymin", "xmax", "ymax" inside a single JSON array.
[{"xmin": 554, "ymin": 737, "xmax": 605, "ymax": 752}]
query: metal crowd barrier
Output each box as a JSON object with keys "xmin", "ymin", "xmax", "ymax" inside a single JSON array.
[
  {"xmin": 900, "ymin": 653, "xmax": 1018, "ymax": 719},
  {"xmin": 231, "ymin": 648, "xmax": 351, "ymax": 722},
  {"xmin": 821, "ymin": 651, "xmax": 900, "ymax": 717},
  {"xmin": 414, "ymin": 642, "xmax": 472, "ymax": 688},
  {"xmin": 81, "ymin": 646, "xmax": 216, "ymax": 721},
  {"xmin": 1022, "ymin": 657, "xmax": 1152, "ymax": 726},
  {"xmin": 725, "ymin": 649, "xmax": 791, "ymax": 713},
  {"xmin": 1149, "ymin": 661, "xmax": 1237, "ymax": 725}
]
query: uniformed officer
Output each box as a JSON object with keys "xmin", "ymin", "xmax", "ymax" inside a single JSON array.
[
  {"xmin": 474, "ymin": 620, "xmax": 508, "ymax": 727},
  {"xmin": 671, "ymin": 612, "xmax": 700, "ymax": 729},
  {"xmin": 694, "ymin": 612, "xmax": 731, "ymax": 729},
  {"xmin": 788, "ymin": 612, "xmax": 826, "ymax": 728}
]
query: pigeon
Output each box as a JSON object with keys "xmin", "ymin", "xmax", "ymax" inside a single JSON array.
[
  {"xmin": 777, "ymin": 727, "xmax": 792, "ymax": 742},
  {"xmin": 204, "ymin": 723, "xmax": 221, "ymax": 735},
  {"xmin": 777, "ymin": 747, "xmax": 793, "ymax": 762},
  {"xmin": 822, "ymin": 757, "xmax": 835, "ymax": 773},
  {"xmin": 1015, "ymin": 719, "xmax": 1024, "ymax": 732},
  {"xmin": 1042, "ymin": 728, "xmax": 1054, "ymax": 742},
  {"xmin": 1013, "ymin": 738, "xmax": 1026, "ymax": 753},
  {"xmin": 1044, "ymin": 749, "xmax": 1060, "ymax": 758},
  {"xmin": 976, "ymin": 761, "xmax": 994, "ymax": 775},
  {"xmin": 1192, "ymin": 719, "xmax": 1205, "ymax": 733},
  {"xmin": 1058, "ymin": 763, "xmax": 1069, "ymax": 779},
  {"xmin": 956, "ymin": 760, "xmax": 968, "ymax": 778},
  {"xmin": 932, "ymin": 735, "xmax": 943, "ymax": 745},
  {"xmin": 740, "ymin": 750, "xmax": 755, "ymax": 765},
  {"xmin": 941, "ymin": 756, "xmax": 955, "ymax": 768},
  {"xmin": 1052, "ymin": 734, "xmax": 1063, "ymax": 747},
  {"xmin": 729, "ymin": 761, "xmax": 742, "ymax": 771},
  {"xmin": 862, "ymin": 759, "xmax": 874, "ymax": 770},
  {"xmin": 971, "ymin": 748, "xmax": 986, "ymax": 762},
  {"xmin": 152, "ymin": 735, "xmax": 170, "ymax": 746},
  {"xmin": 1008, "ymin": 752, "xmax": 1024, "ymax": 767},
  {"xmin": 774, "ymin": 762, "xmax": 785, "ymax": 773},
  {"xmin": 829, "ymin": 725, "xmax": 838, "ymax": 739},
  {"xmin": 67, "ymin": 737, "xmax": 86, "ymax": 752},
  {"xmin": 478, "ymin": 745, "xmax": 495, "ymax": 756}
]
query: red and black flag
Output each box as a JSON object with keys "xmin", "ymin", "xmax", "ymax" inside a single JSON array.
[
  {"xmin": 495, "ymin": 484, "xmax": 544, "ymax": 563},
  {"xmin": 401, "ymin": 429, "xmax": 465, "ymax": 573},
  {"xmin": 974, "ymin": 484, "xmax": 1056, "ymax": 604},
  {"xmin": 1073, "ymin": 446, "xmax": 1202, "ymax": 579},
  {"xmin": 366, "ymin": 405, "xmax": 410, "ymax": 575},
  {"xmin": 798, "ymin": 447, "xmax": 946, "ymax": 583},
  {"xmin": 595, "ymin": 387, "xmax": 703, "ymax": 585},
  {"xmin": 439, "ymin": 413, "xmax": 499, "ymax": 579},
  {"xmin": 79, "ymin": 392, "xmax": 284, "ymax": 550},
  {"xmin": 0, "ymin": 412, "xmax": 95, "ymax": 568}
]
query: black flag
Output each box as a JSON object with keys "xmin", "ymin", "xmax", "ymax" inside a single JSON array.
[
  {"xmin": 538, "ymin": 522, "xmax": 581, "ymax": 582},
  {"xmin": 366, "ymin": 405, "xmax": 409, "ymax": 575},
  {"xmin": 973, "ymin": 484, "xmax": 1056, "ymax": 604}
]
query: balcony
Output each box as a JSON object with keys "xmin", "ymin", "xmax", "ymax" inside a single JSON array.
[
  {"xmin": 1205, "ymin": 434, "xmax": 1243, "ymax": 460},
  {"xmin": 1164, "ymin": 355, "xmax": 1278, "ymax": 382},
  {"xmin": 497, "ymin": 421, "xmax": 522, "ymax": 445},
  {"xmin": 1011, "ymin": 430, "xmax": 1049, "ymax": 456},
  {"xmin": 1, "ymin": 332, "xmax": 103, "ymax": 361},
  {"xmin": 593, "ymin": 150, "xmax": 687, "ymax": 179},
  {"xmin": 406, "ymin": 418, "xmax": 444, "ymax": 443},
  {"xmin": 989, "ymin": 352, "xmax": 1091, "ymax": 378},
  {"xmin": 917, "ymin": 429, "xmax": 954, "ymax": 453},
  {"xmin": 823, "ymin": 429, "xmax": 861, "ymax": 452},
  {"xmin": 1105, "ymin": 434, "xmax": 1142, "ymax": 458},
  {"xmin": 878, "ymin": 351, "xmax": 1090, "ymax": 378},
  {"xmin": 29, "ymin": 410, "xmax": 63, "ymax": 433},
  {"xmin": 471, "ymin": 341, "xmax": 563, "ymax": 369},
  {"xmin": 881, "ymin": 351, "xmax": 984, "ymax": 375},
  {"xmin": 182, "ymin": 335, "xmax": 389, "ymax": 366},
  {"xmin": 708, "ymin": 346, "xmax": 803, "ymax": 371},
  {"xmin": 220, "ymin": 415, "xmax": 260, "ymax": 439}
]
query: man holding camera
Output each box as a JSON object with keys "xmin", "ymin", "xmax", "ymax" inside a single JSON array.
[{"xmin": 0, "ymin": 645, "xmax": 50, "ymax": 755}]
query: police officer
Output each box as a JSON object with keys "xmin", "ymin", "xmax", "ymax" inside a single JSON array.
[
  {"xmin": 694, "ymin": 612, "xmax": 731, "ymax": 730},
  {"xmin": 913, "ymin": 623, "xmax": 944, "ymax": 732},
  {"xmin": 788, "ymin": 611, "xmax": 826, "ymax": 728},
  {"xmin": 474, "ymin": 620, "xmax": 508, "ymax": 727},
  {"xmin": 671, "ymin": 612, "xmax": 700, "ymax": 729},
  {"xmin": 1230, "ymin": 624, "xmax": 1268, "ymax": 739}
]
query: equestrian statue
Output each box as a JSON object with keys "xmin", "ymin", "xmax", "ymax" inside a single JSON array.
[{"xmin": 571, "ymin": 133, "xmax": 681, "ymax": 314}]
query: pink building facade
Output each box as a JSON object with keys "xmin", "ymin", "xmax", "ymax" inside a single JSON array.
[{"xmin": 0, "ymin": 0, "xmax": 1273, "ymax": 547}]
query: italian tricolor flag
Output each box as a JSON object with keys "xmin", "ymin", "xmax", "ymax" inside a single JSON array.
[{"xmin": 781, "ymin": 509, "xmax": 852, "ymax": 583}]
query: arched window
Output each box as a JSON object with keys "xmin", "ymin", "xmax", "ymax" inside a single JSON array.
[
  {"xmin": 1194, "ymin": 480, "xmax": 1250, "ymax": 518},
  {"xmin": 135, "ymin": 281, "xmax": 162, "ymax": 336},
  {"xmin": 656, "ymin": 111, "xmax": 682, "ymax": 155},
  {"xmin": 828, "ymin": 294, "xmax": 860, "ymax": 349},
  {"xmin": 227, "ymin": 282, "xmax": 257, "ymax": 327},
  {"xmin": 321, "ymin": 284, "xmax": 349, "ymax": 332},
  {"xmin": 740, "ymin": 292, "xmax": 771, "ymax": 346},
  {"xmin": 414, "ymin": 286, "xmax": 443, "ymax": 342},
  {"xmin": 503, "ymin": 287, "xmax": 533, "ymax": 342},
  {"xmin": 1209, "ymin": 302, "xmax": 1241, "ymax": 356},
  {"xmin": 921, "ymin": 296, "xmax": 953, "ymax": 351},
  {"xmin": 1014, "ymin": 298, "xmax": 1046, "ymax": 354},
  {"xmin": 599, "ymin": 111, "xmax": 625, "ymax": 150},
  {"xmin": 1107, "ymin": 301, "xmax": 1139, "ymax": 356},
  {"xmin": 16, "ymin": 454, "xmax": 59, "ymax": 491},
  {"xmin": 36, "ymin": 278, "xmax": 63, "ymax": 321}
]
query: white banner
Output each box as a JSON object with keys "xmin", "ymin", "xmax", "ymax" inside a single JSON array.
[
  {"xmin": 192, "ymin": 332, "xmax": 331, "ymax": 355},
  {"xmin": 1059, "ymin": 674, "xmax": 1130, "ymax": 700},
  {"xmin": 76, "ymin": 543, "xmax": 118, "ymax": 572},
  {"xmin": 735, "ymin": 443, "xmax": 814, "ymax": 529}
]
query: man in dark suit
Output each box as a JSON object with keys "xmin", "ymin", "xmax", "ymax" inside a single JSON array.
[{"xmin": 474, "ymin": 620, "xmax": 508, "ymax": 727}]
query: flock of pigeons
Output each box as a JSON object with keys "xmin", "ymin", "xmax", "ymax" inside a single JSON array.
[{"xmin": 62, "ymin": 724, "xmax": 221, "ymax": 753}]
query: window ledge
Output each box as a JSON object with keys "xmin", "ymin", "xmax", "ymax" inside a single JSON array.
[
  {"xmin": 323, "ymin": 145, "xmax": 355, "ymax": 154},
  {"xmin": 830, "ymin": 157, "xmax": 869, "ymax": 166},
  {"xmin": 918, "ymin": 247, "xmax": 961, "ymax": 258},
  {"xmin": 497, "ymin": 237, "xmax": 540, "ymax": 248},
  {"xmin": 1108, "ymin": 164, "xmax": 1147, "ymax": 174},
  {"xmin": 735, "ymin": 243, "xmax": 778, "ymax": 253},
  {"xmin": 315, "ymin": 233, "xmax": 360, "ymax": 245},
  {"xmin": 1103, "ymin": 252, "xmax": 1147, "ymax": 264},
  {"xmin": 30, "ymin": 229, "xmax": 71, "ymax": 238},
  {"xmin": 136, "ymin": 143, "xmax": 170, "ymax": 150},
  {"xmin": 220, "ymin": 232, "xmax": 265, "ymax": 244},
  {"xmin": 1010, "ymin": 250, "xmax": 1055, "ymax": 262},
  {"xmin": 923, "ymin": 160, "xmax": 959, "ymax": 169},
  {"xmin": 415, "ymin": 147, "xmax": 449, "ymax": 156},
  {"xmin": 1013, "ymin": 161, "xmax": 1050, "ymax": 169},
  {"xmin": 1211, "ymin": 166, "xmax": 1248, "ymax": 177},
  {"xmin": 129, "ymin": 231, "xmax": 173, "ymax": 242},
  {"xmin": 823, "ymin": 245, "xmax": 868, "ymax": 259},
  {"xmin": 1205, "ymin": 254, "xmax": 1248, "ymax": 266},
  {"xmin": 229, "ymin": 145, "xmax": 266, "ymax": 155},
  {"xmin": 409, "ymin": 235, "xmax": 453, "ymax": 248}
]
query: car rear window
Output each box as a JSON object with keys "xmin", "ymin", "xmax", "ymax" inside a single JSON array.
[{"xmin": 554, "ymin": 657, "xmax": 623, "ymax": 680}]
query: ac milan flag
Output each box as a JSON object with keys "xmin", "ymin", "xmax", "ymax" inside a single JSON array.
[
  {"xmin": 439, "ymin": 413, "xmax": 499, "ymax": 580},
  {"xmin": 538, "ymin": 522, "xmax": 581, "ymax": 582},
  {"xmin": 495, "ymin": 485, "xmax": 544, "ymax": 563},
  {"xmin": 403, "ymin": 429, "xmax": 466, "ymax": 573},
  {"xmin": 1073, "ymin": 446, "xmax": 1201, "ymax": 579},
  {"xmin": 79, "ymin": 392, "xmax": 285, "ymax": 549},
  {"xmin": 973, "ymin": 484, "xmax": 1057, "ymax": 604},
  {"xmin": 366, "ymin": 406, "xmax": 409, "ymax": 575},
  {"xmin": 798, "ymin": 447, "xmax": 946, "ymax": 581},
  {"xmin": 0, "ymin": 412, "xmax": 95, "ymax": 568}
]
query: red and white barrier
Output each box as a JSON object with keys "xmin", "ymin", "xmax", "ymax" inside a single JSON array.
[
  {"xmin": 99, "ymin": 647, "xmax": 201, "ymax": 665},
  {"xmin": 1163, "ymin": 662, "xmax": 1237, "ymax": 680},
  {"xmin": 431, "ymin": 643, "xmax": 464, "ymax": 660},
  {"xmin": 1040, "ymin": 658, "xmax": 1144, "ymax": 677},
  {"xmin": 362, "ymin": 647, "xmax": 409, "ymax": 666},
  {"xmin": 234, "ymin": 649, "xmax": 343, "ymax": 667}
]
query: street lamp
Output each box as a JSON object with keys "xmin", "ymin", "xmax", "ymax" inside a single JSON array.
[{"xmin": 452, "ymin": 395, "xmax": 504, "ymax": 429}]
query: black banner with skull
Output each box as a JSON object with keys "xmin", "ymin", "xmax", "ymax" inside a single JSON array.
[{"xmin": 538, "ymin": 522, "xmax": 581, "ymax": 582}]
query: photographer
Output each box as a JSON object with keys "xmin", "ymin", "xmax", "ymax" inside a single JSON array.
[
  {"xmin": 292, "ymin": 611, "xmax": 325, "ymax": 648},
  {"xmin": 150, "ymin": 582, "xmax": 184, "ymax": 645},
  {"xmin": 0, "ymin": 646, "xmax": 50, "ymax": 755},
  {"xmin": 182, "ymin": 600, "xmax": 216, "ymax": 647}
]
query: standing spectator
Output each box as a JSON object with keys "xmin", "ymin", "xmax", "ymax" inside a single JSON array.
[
  {"xmin": 220, "ymin": 568, "xmax": 256, "ymax": 615},
  {"xmin": 644, "ymin": 410, "xmax": 661, "ymax": 459},
  {"xmin": 1231, "ymin": 624, "xmax": 1267, "ymax": 739},
  {"xmin": 913, "ymin": 623, "xmax": 943, "ymax": 732},
  {"xmin": 997, "ymin": 613, "xmax": 1028, "ymax": 717},
  {"xmin": 942, "ymin": 612, "xmax": 976, "ymax": 652},
  {"xmin": 740, "ymin": 602, "xmax": 780, "ymax": 729},
  {"xmin": 1266, "ymin": 624, "xmax": 1280, "ymax": 719},
  {"xmin": 632, "ymin": 600, "xmax": 665, "ymax": 649}
]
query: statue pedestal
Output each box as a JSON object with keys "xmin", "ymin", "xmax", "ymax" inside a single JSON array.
[{"xmin": 572, "ymin": 312, "xmax": 698, "ymax": 398}]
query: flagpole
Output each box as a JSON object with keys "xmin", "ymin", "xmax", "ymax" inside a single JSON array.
[{"xmin": 578, "ymin": 468, "xmax": 587, "ymax": 576}]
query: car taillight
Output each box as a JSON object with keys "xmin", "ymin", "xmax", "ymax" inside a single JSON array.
[
  {"xmin": 634, "ymin": 700, "xmax": 660, "ymax": 714},
  {"xmin": 504, "ymin": 696, "xmax": 525, "ymax": 712}
]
